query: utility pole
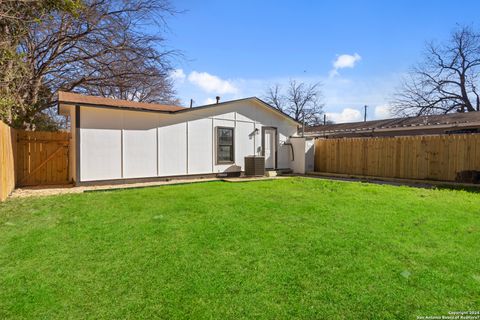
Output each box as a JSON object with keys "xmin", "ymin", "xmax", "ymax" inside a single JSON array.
[
  {"xmin": 364, "ymin": 105, "xmax": 368, "ymax": 122},
  {"xmin": 323, "ymin": 114, "xmax": 326, "ymax": 125}
]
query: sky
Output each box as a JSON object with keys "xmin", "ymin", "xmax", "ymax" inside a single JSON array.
[{"xmin": 158, "ymin": 0, "xmax": 480, "ymax": 123}]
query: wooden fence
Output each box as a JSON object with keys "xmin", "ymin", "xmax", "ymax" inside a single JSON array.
[
  {"xmin": 16, "ymin": 131, "xmax": 70, "ymax": 187},
  {"xmin": 0, "ymin": 121, "xmax": 16, "ymax": 201},
  {"xmin": 314, "ymin": 134, "xmax": 480, "ymax": 182}
]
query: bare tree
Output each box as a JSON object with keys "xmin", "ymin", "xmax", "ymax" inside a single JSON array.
[
  {"xmin": 264, "ymin": 84, "xmax": 284, "ymax": 111},
  {"xmin": 1, "ymin": 0, "xmax": 179, "ymax": 129},
  {"xmin": 0, "ymin": 1, "xmax": 82, "ymax": 127},
  {"xmin": 264, "ymin": 80, "xmax": 324, "ymax": 125},
  {"xmin": 70, "ymin": 52, "xmax": 179, "ymax": 104},
  {"xmin": 393, "ymin": 25, "xmax": 480, "ymax": 116}
]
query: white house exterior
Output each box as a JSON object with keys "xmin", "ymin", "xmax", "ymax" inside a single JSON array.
[{"xmin": 58, "ymin": 92, "xmax": 308, "ymax": 185}]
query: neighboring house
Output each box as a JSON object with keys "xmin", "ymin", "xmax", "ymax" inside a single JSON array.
[
  {"xmin": 58, "ymin": 92, "xmax": 312, "ymax": 185},
  {"xmin": 306, "ymin": 112, "xmax": 480, "ymax": 138}
]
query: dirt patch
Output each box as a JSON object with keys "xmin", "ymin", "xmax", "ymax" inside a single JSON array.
[{"xmin": 9, "ymin": 176, "xmax": 285, "ymax": 199}]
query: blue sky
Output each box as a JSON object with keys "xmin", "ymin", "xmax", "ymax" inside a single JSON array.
[{"xmin": 161, "ymin": 0, "xmax": 480, "ymax": 122}]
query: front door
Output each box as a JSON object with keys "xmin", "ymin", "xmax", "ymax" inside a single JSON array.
[{"xmin": 263, "ymin": 127, "xmax": 276, "ymax": 169}]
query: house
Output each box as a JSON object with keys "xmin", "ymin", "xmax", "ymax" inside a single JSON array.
[
  {"xmin": 306, "ymin": 112, "xmax": 480, "ymax": 138},
  {"xmin": 58, "ymin": 92, "xmax": 313, "ymax": 185}
]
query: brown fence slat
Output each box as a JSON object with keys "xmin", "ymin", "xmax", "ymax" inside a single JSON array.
[
  {"xmin": 0, "ymin": 122, "xmax": 16, "ymax": 201},
  {"xmin": 314, "ymin": 134, "xmax": 480, "ymax": 182},
  {"xmin": 16, "ymin": 130, "xmax": 70, "ymax": 187}
]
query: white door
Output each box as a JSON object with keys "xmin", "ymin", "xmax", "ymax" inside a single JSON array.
[{"xmin": 264, "ymin": 128, "xmax": 276, "ymax": 169}]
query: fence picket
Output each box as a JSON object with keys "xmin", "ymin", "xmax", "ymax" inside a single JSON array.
[{"xmin": 314, "ymin": 134, "xmax": 480, "ymax": 182}]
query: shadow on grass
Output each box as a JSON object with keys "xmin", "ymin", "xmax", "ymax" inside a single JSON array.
[
  {"xmin": 307, "ymin": 174, "xmax": 480, "ymax": 193},
  {"xmin": 435, "ymin": 184, "xmax": 480, "ymax": 194}
]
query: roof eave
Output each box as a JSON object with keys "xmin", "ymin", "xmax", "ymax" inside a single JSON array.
[
  {"xmin": 58, "ymin": 94, "xmax": 301, "ymax": 125},
  {"xmin": 58, "ymin": 100, "xmax": 174, "ymax": 114}
]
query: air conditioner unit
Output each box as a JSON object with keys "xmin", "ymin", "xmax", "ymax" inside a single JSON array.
[{"xmin": 244, "ymin": 156, "xmax": 265, "ymax": 176}]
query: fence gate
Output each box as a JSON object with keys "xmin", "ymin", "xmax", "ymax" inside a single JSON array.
[{"xmin": 16, "ymin": 131, "xmax": 70, "ymax": 187}]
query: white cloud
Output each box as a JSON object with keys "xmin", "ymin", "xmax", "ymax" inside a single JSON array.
[
  {"xmin": 203, "ymin": 97, "xmax": 217, "ymax": 105},
  {"xmin": 330, "ymin": 53, "xmax": 362, "ymax": 77},
  {"xmin": 326, "ymin": 108, "xmax": 362, "ymax": 123},
  {"xmin": 172, "ymin": 70, "xmax": 401, "ymax": 120},
  {"xmin": 374, "ymin": 105, "xmax": 392, "ymax": 119},
  {"xmin": 334, "ymin": 53, "xmax": 362, "ymax": 69},
  {"xmin": 170, "ymin": 68, "xmax": 186, "ymax": 82},
  {"xmin": 188, "ymin": 71, "xmax": 238, "ymax": 94}
]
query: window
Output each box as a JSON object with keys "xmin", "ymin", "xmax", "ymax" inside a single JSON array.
[{"xmin": 217, "ymin": 127, "xmax": 234, "ymax": 163}]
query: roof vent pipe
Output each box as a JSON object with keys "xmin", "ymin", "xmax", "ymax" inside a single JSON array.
[{"xmin": 216, "ymin": 96, "xmax": 220, "ymax": 104}]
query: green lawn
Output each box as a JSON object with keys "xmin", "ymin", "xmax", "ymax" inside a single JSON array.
[{"xmin": 0, "ymin": 178, "xmax": 479, "ymax": 319}]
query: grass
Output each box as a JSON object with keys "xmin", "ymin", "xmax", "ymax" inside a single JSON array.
[{"xmin": 0, "ymin": 177, "xmax": 479, "ymax": 319}]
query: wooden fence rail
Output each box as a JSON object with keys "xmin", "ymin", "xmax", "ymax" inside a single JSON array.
[
  {"xmin": 314, "ymin": 134, "xmax": 480, "ymax": 182},
  {"xmin": 0, "ymin": 121, "xmax": 16, "ymax": 201}
]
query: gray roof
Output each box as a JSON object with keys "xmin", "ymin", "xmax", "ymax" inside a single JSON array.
[{"xmin": 306, "ymin": 111, "xmax": 480, "ymax": 136}]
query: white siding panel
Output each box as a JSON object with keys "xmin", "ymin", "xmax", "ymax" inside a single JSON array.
[
  {"xmin": 236, "ymin": 105, "xmax": 269, "ymax": 124},
  {"xmin": 254, "ymin": 123, "xmax": 263, "ymax": 156},
  {"xmin": 212, "ymin": 112, "xmax": 235, "ymax": 120},
  {"xmin": 80, "ymin": 107, "xmax": 123, "ymax": 181},
  {"xmin": 188, "ymin": 119, "xmax": 213, "ymax": 174},
  {"xmin": 235, "ymin": 111, "xmax": 255, "ymax": 122},
  {"xmin": 277, "ymin": 132, "xmax": 291, "ymax": 169},
  {"xmin": 290, "ymin": 138, "xmax": 306, "ymax": 174},
  {"xmin": 123, "ymin": 111, "xmax": 158, "ymax": 178},
  {"xmin": 213, "ymin": 119, "xmax": 234, "ymax": 128},
  {"xmin": 158, "ymin": 122, "xmax": 187, "ymax": 176},
  {"xmin": 235, "ymin": 121, "xmax": 255, "ymax": 169}
]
